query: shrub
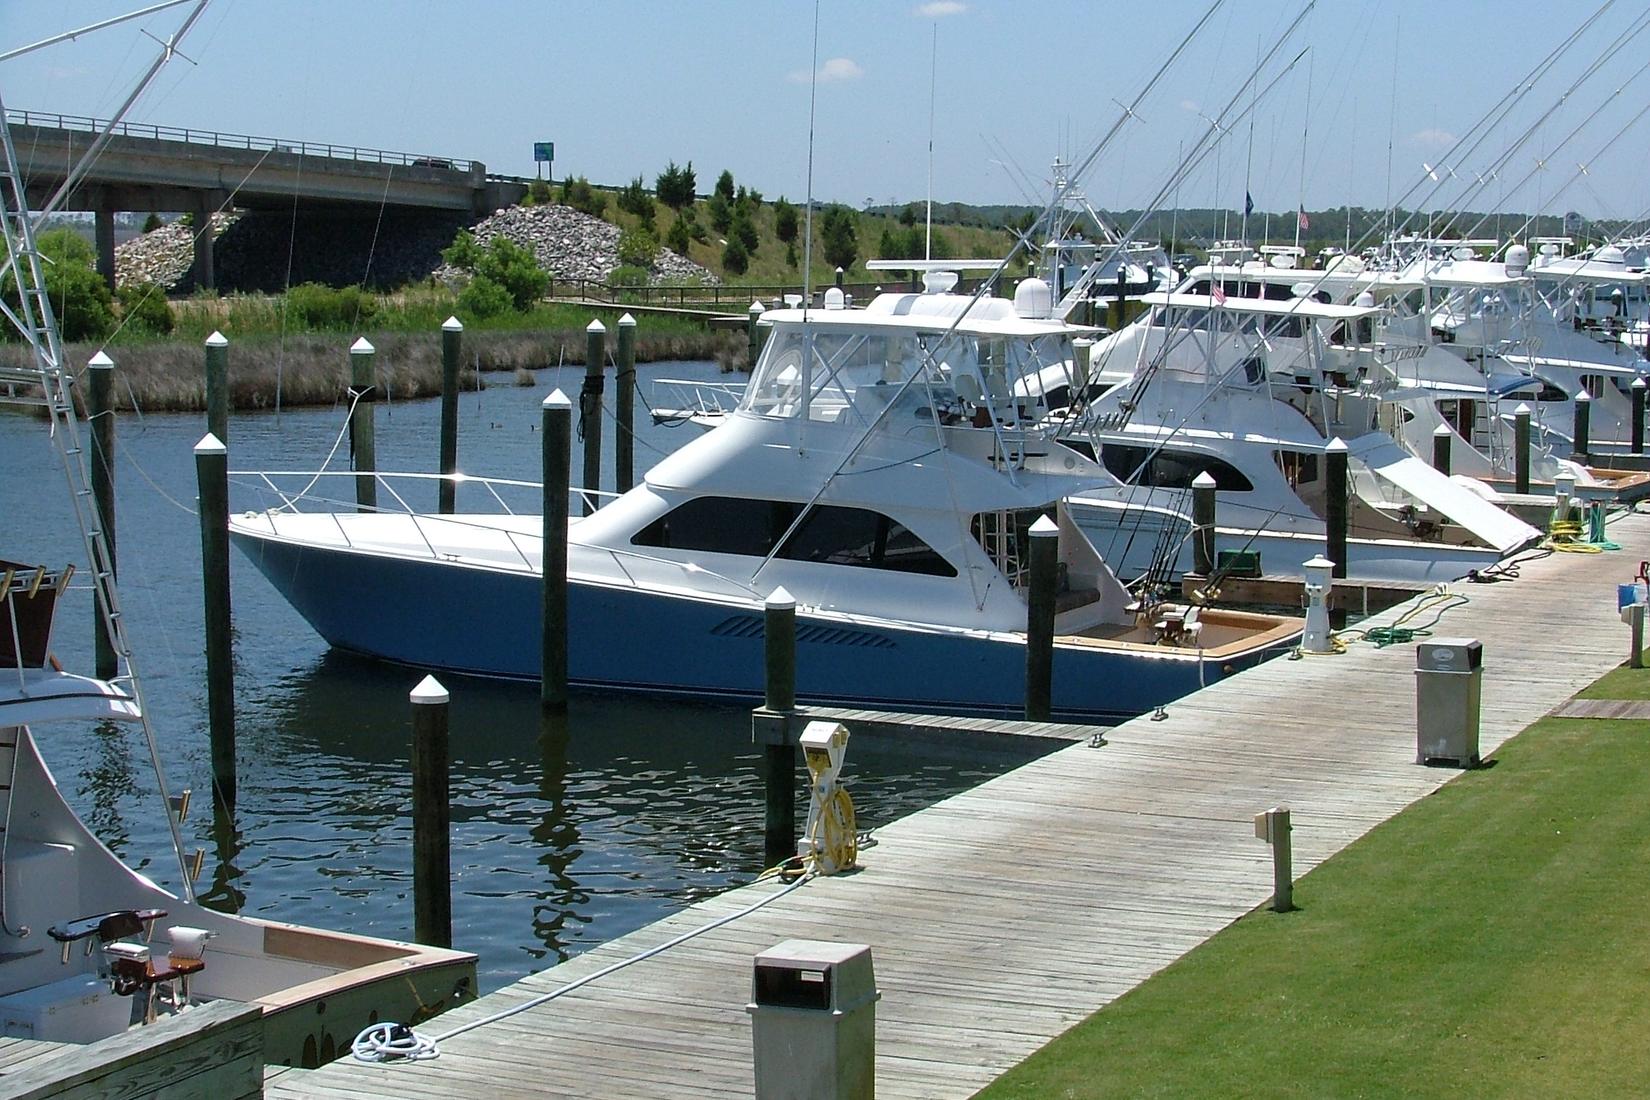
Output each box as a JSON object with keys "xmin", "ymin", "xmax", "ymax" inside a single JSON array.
[
  {"xmin": 714, "ymin": 170, "xmax": 735, "ymax": 204},
  {"xmin": 721, "ymin": 236, "xmax": 750, "ymax": 275},
  {"xmin": 442, "ymin": 229, "xmax": 484, "ymax": 271},
  {"xmin": 820, "ymin": 205, "xmax": 858, "ymax": 271},
  {"xmin": 477, "ymin": 237, "xmax": 549, "ymax": 310},
  {"xmin": 525, "ymin": 179, "xmax": 553, "ymax": 206},
  {"xmin": 689, "ymin": 220, "xmax": 709, "ymax": 244},
  {"xmin": 774, "ymin": 198, "xmax": 798, "ymax": 244},
  {"xmin": 617, "ymin": 226, "xmax": 659, "ymax": 269},
  {"xmin": 731, "ymin": 207, "xmax": 759, "ymax": 254},
  {"xmin": 609, "ymin": 265, "xmax": 650, "ymax": 287},
  {"xmin": 141, "ymin": 213, "xmax": 164, "ymax": 233},
  {"xmin": 558, "ymin": 176, "xmax": 607, "ymax": 219},
  {"xmin": 1, "ymin": 228, "xmax": 114, "ymax": 342},
  {"xmin": 655, "ymin": 161, "xmax": 696, "ymax": 209},
  {"xmin": 665, "ymin": 215, "xmax": 691, "ymax": 255},
  {"xmin": 706, "ymin": 192, "xmax": 732, "ymax": 234},
  {"xmin": 284, "ymin": 282, "xmax": 378, "ymax": 329},
  {"xmin": 457, "ymin": 274, "xmax": 513, "ymax": 320},
  {"xmin": 116, "ymin": 283, "xmax": 173, "ymax": 336},
  {"xmin": 617, "ymin": 176, "xmax": 655, "ymax": 228}
]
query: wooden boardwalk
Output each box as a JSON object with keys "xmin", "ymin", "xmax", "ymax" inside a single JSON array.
[{"xmin": 268, "ymin": 516, "xmax": 1649, "ymax": 1100}]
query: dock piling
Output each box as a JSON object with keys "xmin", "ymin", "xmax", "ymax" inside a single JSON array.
[
  {"xmin": 1514, "ymin": 404, "xmax": 1532, "ymax": 495},
  {"xmin": 580, "ymin": 320, "xmax": 606, "ymax": 515},
  {"xmin": 88, "ymin": 352, "xmax": 118, "ymax": 680},
  {"xmin": 194, "ymin": 433, "xmax": 235, "ymax": 811},
  {"xmin": 1025, "ymin": 515, "xmax": 1058, "ymax": 722},
  {"xmin": 1254, "ymin": 807, "xmax": 1293, "ymax": 912},
  {"xmin": 1191, "ymin": 471, "xmax": 1217, "ymax": 578},
  {"xmin": 615, "ymin": 313, "xmax": 637, "ymax": 495},
  {"xmin": 1072, "ymin": 337, "xmax": 1093, "ymax": 401},
  {"xmin": 204, "ymin": 330, "xmax": 229, "ymax": 445},
  {"xmin": 542, "ymin": 390, "xmax": 572, "ymax": 712},
  {"xmin": 411, "ymin": 675, "xmax": 452, "ymax": 949},
  {"xmin": 747, "ymin": 300, "xmax": 765, "ymax": 371},
  {"xmin": 1630, "ymin": 603, "xmax": 1645, "ymax": 670},
  {"xmin": 762, "ymin": 588, "xmax": 798, "ymax": 868},
  {"xmin": 1632, "ymin": 377, "xmax": 1645, "ymax": 455},
  {"xmin": 1572, "ymin": 391, "xmax": 1591, "ymax": 464},
  {"xmin": 348, "ymin": 337, "xmax": 377, "ymax": 512},
  {"xmin": 439, "ymin": 317, "xmax": 462, "ymax": 514},
  {"xmin": 1325, "ymin": 438, "xmax": 1348, "ymax": 581},
  {"xmin": 1432, "ymin": 423, "xmax": 1452, "ymax": 477}
]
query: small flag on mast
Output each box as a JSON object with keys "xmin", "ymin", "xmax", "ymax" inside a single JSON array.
[
  {"xmin": 1297, "ymin": 207, "xmax": 1310, "ymax": 232},
  {"xmin": 1212, "ymin": 282, "xmax": 1227, "ymax": 306},
  {"xmin": 1244, "ymin": 191, "xmax": 1254, "ymax": 218}
]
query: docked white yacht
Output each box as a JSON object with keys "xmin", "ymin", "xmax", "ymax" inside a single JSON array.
[{"xmin": 230, "ymin": 276, "xmax": 1301, "ymax": 722}]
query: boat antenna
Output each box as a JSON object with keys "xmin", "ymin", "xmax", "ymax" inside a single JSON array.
[
  {"xmin": 801, "ymin": 0, "xmax": 821, "ymax": 314},
  {"xmin": 926, "ymin": 21, "xmax": 937, "ymax": 260}
]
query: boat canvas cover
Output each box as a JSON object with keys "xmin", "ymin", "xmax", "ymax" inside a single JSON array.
[{"xmin": 1347, "ymin": 433, "xmax": 1542, "ymax": 555}]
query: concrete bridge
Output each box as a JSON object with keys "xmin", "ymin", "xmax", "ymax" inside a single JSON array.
[{"xmin": 11, "ymin": 109, "xmax": 529, "ymax": 289}]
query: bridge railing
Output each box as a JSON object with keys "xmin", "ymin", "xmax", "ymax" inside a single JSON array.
[
  {"xmin": 6, "ymin": 108, "xmax": 479, "ymax": 175},
  {"xmin": 547, "ymin": 275, "xmax": 992, "ymax": 310}
]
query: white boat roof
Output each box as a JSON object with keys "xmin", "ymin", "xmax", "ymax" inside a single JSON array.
[
  {"xmin": 760, "ymin": 294, "xmax": 1091, "ymax": 338},
  {"xmin": 1193, "ymin": 264, "xmax": 1426, "ymax": 295},
  {"xmin": 1410, "ymin": 259, "xmax": 1528, "ymax": 288},
  {"xmin": 0, "ymin": 669, "xmax": 140, "ymax": 727},
  {"xmin": 1499, "ymin": 352, "xmax": 1642, "ymax": 377},
  {"xmin": 1528, "ymin": 257, "xmax": 1648, "ymax": 285},
  {"xmin": 864, "ymin": 259, "xmax": 1006, "ymax": 271},
  {"xmin": 1140, "ymin": 291, "xmax": 1380, "ymax": 321}
]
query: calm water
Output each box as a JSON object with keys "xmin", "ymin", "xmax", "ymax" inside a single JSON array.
[{"xmin": 3, "ymin": 357, "xmax": 1043, "ymax": 990}]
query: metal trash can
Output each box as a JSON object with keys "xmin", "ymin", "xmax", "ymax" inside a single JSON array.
[
  {"xmin": 747, "ymin": 939, "xmax": 879, "ymax": 1100},
  {"xmin": 1415, "ymin": 637, "xmax": 1483, "ymax": 767}
]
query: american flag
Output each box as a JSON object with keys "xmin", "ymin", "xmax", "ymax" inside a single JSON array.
[{"xmin": 1212, "ymin": 283, "xmax": 1227, "ymax": 306}]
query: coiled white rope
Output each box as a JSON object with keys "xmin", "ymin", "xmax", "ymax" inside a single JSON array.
[{"xmin": 351, "ymin": 1021, "xmax": 440, "ymax": 1063}]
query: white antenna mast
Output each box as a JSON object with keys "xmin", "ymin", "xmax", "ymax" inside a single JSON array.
[{"xmin": 926, "ymin": 22, "xmax": 937, "ymax": 260}]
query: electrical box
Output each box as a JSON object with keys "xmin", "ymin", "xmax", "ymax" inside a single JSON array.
[
  {"xmin": 748, "ymin": 940, "xmax": 879, "ymax": 1099},
  {"xmin": 1416, "ymin": 637, "xmax": 1482, "ymax": 767},
  {"xmin": 1216, "ymin": 549, "xmax": 1263, "ymax": 578}
]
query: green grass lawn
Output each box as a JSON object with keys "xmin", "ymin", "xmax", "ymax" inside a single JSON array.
[{"xmin": 977, "ymin": 675, "xmax": 1650, "ymax": 1099}]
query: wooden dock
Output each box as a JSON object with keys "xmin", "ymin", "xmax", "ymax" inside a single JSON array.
[{"xmin": 267, "ymin": 516, "xmax": 1650, "ymax": 1100}]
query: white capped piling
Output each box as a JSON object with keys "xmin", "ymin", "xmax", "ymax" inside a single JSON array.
[
  {"xmin": 1514, "ymin": 403, "xmax": 1532, "ymax": 495},
  {"xmin": 542, "ymin": 390, "xmax": 572, "ymax": 712},
  {"xmin": 581, "ymin": 319, "xmax": 607, "ymax": 516},
  {"xmin": 88, "ymin": 352, "xmax": 118, "ymax": 680},
  {"xmin": 762, "ymin": 587, "xmax": 798, "ymax": 868},
  {"xmin": 1632, "ymin": 377, "xmax": 1646, "ymax": 455},
  {"xmin": 1554, "ymin": 468, "xmax": 1577, "ymax": 523},
  {"xmin": 410, "ymin": 675, "xmax": 452, "ymax": 948},
  {"xmin": 1072, "ymin": 337, "xmax": 1093, "ymax": 400},
  {"xmin": 1191, "ymin": 470, "xmax": 1217, "ymax": 578},
  {"xmin": 1432, "ymin": 423, "xmax": 1452, "ymax": 476},
  {"xmin": 747, "ymin": 300, "xmax": 765, "ymax": 370},
  {"xmin": 348, "ymin": 337, "xmax": 377, "ymax": 512},
  {"xmin": 439, "ymin": 316, "xmax": 463, "ymax": 514},
  {"xmin": 1324, "ymin": 438, "xmax": 1348, "ymax": 580},
  {"xmin": 195, "ymin": 433, "xmax": 235, "ymax": 810},
  {"xmin": 1572, "ymin": 390, "xmax": 1592, "ymax": 464},
  {"xmin": 1025, "ymin": 515, "xmax": 1059, "ymax": 722},
  {"xmin": 615, "ymin": 313, "xmax": 638, "ymax": 495},
  {"xmin": 204, "ymin": 330, "xmax": 229, "ymax": 445},
  {"xmin": 1254, "ymin": 807, "xmax": 1294, "ymax": 912}
]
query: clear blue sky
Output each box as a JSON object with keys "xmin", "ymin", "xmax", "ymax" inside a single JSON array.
[{"xmin": 8, "ymin": 1, "xmax": 1650, "ymax": 221}]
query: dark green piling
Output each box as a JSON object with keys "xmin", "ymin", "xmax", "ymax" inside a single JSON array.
[
  {"xmin": 1025, "ymin": 515, "xmax": 1058, "ymax": 722},
  {"xmin": 349, "ymin": 337, "xmax": 377, "ymax": 512},
  {"xmin": 1514, "ymin": 404, "xmax": 1532, "ymax": 495},
  {"xmin": 88, "ymin": 352, "xmax": 118, "ymax": 680},
  {"xmin": 1325, "ymin": 438, "xmax": 1348, "ymax": 580},
  {"xmin": 762, "ymin": 588, "xmax": 798, "ymax": 868},
  {"xmin": 1191, "ymin": 471, "xmax": 1217, "ymax": 578},
  {"xmin": 542, "ymin": 390, "xmax": 571, "ymax": 711},
  {"xmin": 411, "ymin": 675, "xmax": 452, "ymax": 949},
  {"xmin": 439, "ymin": 317, "xmax": 462, "ymax": 514},
  {"xmin": 1432, "ymin": 423, "xmax": 1452, "ymax": 476},
  {"xmin": 580, "ymin": 320, "xmax": 606, "ymax": 515},
  {"xmin": 615, "ymin": 313, "xmax": 637, "ymax": 495},
  {"xmin": 204, "ymin": 331, "xmax": 229, "ymax": 445},
  {"xmin": 195, "ymin": 433, "xmax": 235, "ymax": 810}
]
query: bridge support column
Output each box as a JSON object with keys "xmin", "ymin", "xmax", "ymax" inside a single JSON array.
[
  {"xmin": 93, "ymin": 188, "xmax": 117, "ymax": 294},
  {"xmin": 190, "ymin": 190, "xmax": 224, "ymax": 291}
]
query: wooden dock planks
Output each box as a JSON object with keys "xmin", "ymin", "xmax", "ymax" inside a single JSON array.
[{"xmin": 268, "ymin": 519, "xmax": 1650, "ymax": 1100}]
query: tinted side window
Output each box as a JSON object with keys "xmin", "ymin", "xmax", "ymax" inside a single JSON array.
[{"xmin": 1101, "ymin": 444, "xmax": 1254, "ymax": 491}]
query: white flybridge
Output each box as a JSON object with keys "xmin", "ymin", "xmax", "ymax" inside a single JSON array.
[
  {"xmin": 0, "ymin": 5, "xmax": 474, "ymax": 1069},
  {"xmin": 230, "ymin": 271, "xmax": 1301, "ymax": 720}
]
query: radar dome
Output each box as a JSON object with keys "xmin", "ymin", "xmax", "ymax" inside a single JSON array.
[
  {"xmin": 1504, "ymin": 244, "xmax": 1530, "ymax": 276},
  {"xmin": 1013, "ymin": 277, "xmax": 1053, "ymax": 319}
]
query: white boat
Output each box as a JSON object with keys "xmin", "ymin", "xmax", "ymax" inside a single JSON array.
[{"xmin": 229, "ymin": 276, "xmax": 1302, "ymax": 722}]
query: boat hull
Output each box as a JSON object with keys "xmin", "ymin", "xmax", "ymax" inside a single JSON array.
[{"xmin": 231, "ymin": 527, "xmax": 1292, "ymax": 723}]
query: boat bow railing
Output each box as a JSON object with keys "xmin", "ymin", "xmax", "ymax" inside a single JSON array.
[{"xmin": 649, "ymin": 378, "xmax": 747, "ymax": 424}]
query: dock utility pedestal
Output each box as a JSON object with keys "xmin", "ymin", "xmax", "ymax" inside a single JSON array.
[
  {"xmin": 748, "ymin": 939, "xmax": 879, "ymax": 1100},
  {"xmin": 1415, "ymin": 638, "xmax": 1482, "ymax": 767}
]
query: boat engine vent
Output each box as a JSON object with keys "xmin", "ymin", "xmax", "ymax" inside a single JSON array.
[{"xmin": 710, "ymin": 614, "xmax": 896, "ymax": 649}]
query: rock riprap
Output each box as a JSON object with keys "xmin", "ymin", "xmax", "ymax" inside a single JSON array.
[{"xmin": 435, "ymin": 204, "xmax": 715, "ymax": 286}]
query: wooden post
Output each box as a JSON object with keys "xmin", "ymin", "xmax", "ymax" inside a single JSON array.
[
  {"xmin": 834, "ymin": 266, "xmax": 844, "ymax": 289},
  {"xmin": 1255, "ymin": 807, "xmax": 1293, "ymax": 912},
  {"xmin": 1514, "ymin": 403, "xmax": 1532, "ymax": 495},
  {"xmin": 88, "ymin": 352, "xmax": 118, "ymax": 680},
  {"xmin": 747, "ymin": 300, "xmax": 765, "ymax": 370},
  {"xmin": 1571, "ymin": 390, "xmax": 1591, "ymax": 464},
  {"xmin": 615, "ymin": 313, "xmax": 637, "ymax": 495},
  {"xmin": 1025, "ymin": 515, "xmax": 1058, "ymax": 722},
  {"xmin": 1071, "ymin": 337, "xmax": 1093, "ymax": 402},
  {"xmin": 542, "ymin": 390, "xmax": 572, "ymax": 711},
  {"xmin": 1113, "ymin": 264, "xmax": 1128, "ymax": 328},
  {"xmin": 580, "ymin": 319, "xmax": 606, "ymax": 516},
  {"xmin": 1631, "ymin": 603, "xmax": 1645, "ymax": 670},
  {"xmin": 204, "ymin": 330, "xmax": 229, "ymax": 445},
  {"xmin": 763, "ymin": 587, "xmax": 797, "ymax": 868},
  {"xmin": 349, "ymin": 337, "xmax": 377, "ymax": 512},
  {"xmin": 1432, "ymin": 423, "xmax": 1452, "ymax": 476},
  {"xmin": 1191, "ymin": 471, "xmax": 1217, "ymax": 578},
  {"xmin": 195, "ymin": 434, "xmax": 235, "ymax": 810},
  {"xmin": 1325, "ymin": 438, "xmax": 1348, "ymax": 580},
  {"xmin": 1632, "ymin": 377, "xmax": 1646, "ymax": 455},
  {"xmin": 439, "ymin": 316, "xmax": 462, "ymax": 514},
  {"xmin": 410, "ymin": 675, "xmax": 452, "ymax": 949}
]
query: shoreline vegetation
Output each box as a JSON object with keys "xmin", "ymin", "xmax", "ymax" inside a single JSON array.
[{"xmin": 9, "ymin": 296, "xmax": 743, "ymax": 414}]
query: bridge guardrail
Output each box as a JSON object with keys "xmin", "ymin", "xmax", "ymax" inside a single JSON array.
[{"xmin": 7, "ymin": 107, "xmax": 480, "ymax": 175}]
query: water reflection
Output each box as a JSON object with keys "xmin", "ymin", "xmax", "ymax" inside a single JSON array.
[
  {"xmin": 77, "ymin": 719, "xmax": 137, "ymax": 858},
  {"xmin": 200, "ymin": 799, "xmax": 246, "ymax": 915}
]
